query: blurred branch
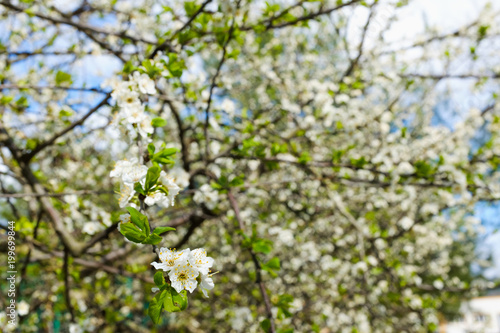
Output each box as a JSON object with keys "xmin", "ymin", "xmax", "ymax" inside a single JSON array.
[
  {"xmin": 228, "ymin": 191, "xmax": 276, "ymax": 333},
  {"xmin": 241, "ymin": 0, "xmax": 362, "ymax": 31},
  {"xmin": 0, "ymin": 189, "xmax": 113, "ymax": 198},
  {"xmin": 150, "ymin": 0, "xmax": 212, "ymax": 57},
  {"xmin": 21, "ymin": 92, "xmax": 111, "ymax": 162},
  {"xmin": 0, "ymin": 84, "xmax": 108, "ymax": 94},
  {"xmin": 378, "ymin": 13, "xmax": 497, "ymax": 55},
  {"xmin": 0, "ymin": 0, "xmax": 157, "ymax": 45},
  {"xmin": 203, "ymin": 1, "xmax": 240, "ymax": 163},
  {"xmin": 342, "ymin": 2, "xmax": 376, "ymax": 79},
  {"xmin": 162, "ymin": 95, "xmax": 191, "ymax": 171},
  {"xmin": 28, "ymin": 237, "xmax": 154, "ymax": 284}
]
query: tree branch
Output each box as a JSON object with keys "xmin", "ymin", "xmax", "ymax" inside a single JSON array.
[
  {"xmin": 22, "ymin": 92, "xmax": 111, "ymax": 162},
  {"xmin": 228, "ymin": 191, "xmax": 276, "ymax": 333}
]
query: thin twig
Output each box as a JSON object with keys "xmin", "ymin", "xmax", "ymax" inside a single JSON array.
[
  {"xmin": 203, "ymin": 1, "xmax": 240, "ymax": 163},
  {"xmin": 240, "ymin": 0, "xmax": 361, "ymax": 31},
  {"xmin": 0, "ymin": 84, "xmax": 108, "ymax": 93},
  {"xmin": 0, "ymin": 190, "xmax": 113, "ymax": 198},
  {"xmin": 22, "ymin": 92, "xmax": 111, "ymax": 162},
  {"xmin": 228, "ymin": 191, "xmax": 276, "ymax": 333}
]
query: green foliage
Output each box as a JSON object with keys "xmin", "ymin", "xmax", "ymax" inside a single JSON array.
[
  {"xmin": 153, "ymin": 226, "xmax": 176, "ymax": 234},
  {"xmin": 145, "ymin": 165, "xmax": 161, "ymax": 192},
  {"xmin": 160, "ymin": 53, "xmax": 186, "ymax": 78},
  {"xmin": 141, "ymin": 59, "xmax": 162, "ymax": 77},
  {"xmin": 55, "ymin": 70, "xmax": 72, "ymax": 85},
  {"xmin": 148, "ymin": 273, "xmax": 189, "ymax": 323},
  {"xmin": 262, "ymin": 257, "xmax": 281, "ymax": 277},
  {"xmin": 150, "ymin": 147, "xmax": 178, "ymax": 165},
  {"xmin": 151, "ymin": 117, "xmax": 167, "ymax": 127}
]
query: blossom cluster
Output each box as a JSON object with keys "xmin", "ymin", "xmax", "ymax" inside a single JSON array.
[
  {"xmin": 151, "ymin": 247, "xmax": 215, "ymax": 297},
  {"xmin": 105, "ymin": 71, "xmax": 157, "ymax": 137},
  {"xmin": 110, "ymin": 157, "xmax": 180, "ymax": 208},
  {"xmin": 107, "ymin": 70, "xmax": 184, "ymax": 210}
]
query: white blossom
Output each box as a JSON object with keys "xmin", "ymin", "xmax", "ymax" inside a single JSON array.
[
  {"xmin": 132, "ymin": 71, "xmax": 156, "ymax": 95},
  {"xmin": 151, "ymin": 248, "xmax": 189, "ymax": 272},
  {"xmin": 159, "ymin": 171, "xmax": 181, "ymax": 206},
  {"xmin": 169, "ymin": 264, "xmax": 199, "ymax": 293},
  {"xmin": 199, "ymin": 274, "xmax": 215, "ymax": 297},
  {"xmin": 118, "ymin": 183, "xmax": 135, "ymax": 208},
  {"xmin": 188, "ymin": 248, "xmax": 214, "ymax": 275}
]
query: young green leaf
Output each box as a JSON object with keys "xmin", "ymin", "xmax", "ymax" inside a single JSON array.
[
  {"xmin": 148, "ymin": 289, "xmax": 168, "ymax": 324},
  {"xmin": 55, "ymin": 70, "xmax": 72, "ymax": 85},
  {"xmin": 143, "ymin": 233, "xmax": 163, "ymax": 245},
  {"xmin": 134, "ymin": 182, "xmax": 145, "ymax": 195},
  {"xmin": 147, "ymin": 143, "xmax": 156, "ymax": 156},
  {"xmin": 266, "ymin": 257, "xmax": 280, "ymax": 270},
  {"xmin": 153, "ymin": 226, "xmax": 176, "ymax": 235},
  {"xmin": 125, "ymin": 207, "xmax": 148, "ymax": 233},
  {"xmin": 163, "ymin": 285, "xmax": 181, "ymax": 312},
  {"xmin": 154, "ymin": 271, "xmax": 166, "ymax": 288},
  {"xmin": 171, "ymin": 289, "xmax": 188, "ymax": 311},
  {"xmin": 260, "ymin": 319, "xmax": 271, "ymax": 332},
  {"xmin": 145, "ymin": 165, "xmax": 161, "ymax": 192},
  {"xmin": 252, "ymin": 239, "xmax": 273, "ymax": 254},
  {"xmin": 119, "ymin": 223, "xmax": 146, "ymax": 243},
  {"xmin": 151, "ymin": 117, "xmax": 167, "ymax": 127}
]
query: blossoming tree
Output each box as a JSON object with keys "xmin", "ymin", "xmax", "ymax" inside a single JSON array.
[{"xmin": 0, "ymin": 0, "xmax": 499, "ymax": 332}]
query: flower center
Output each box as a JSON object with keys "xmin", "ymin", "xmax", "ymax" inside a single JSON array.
[{"xmin": 178, "ymin": 272, "xmax": 188, "ymax": 281}]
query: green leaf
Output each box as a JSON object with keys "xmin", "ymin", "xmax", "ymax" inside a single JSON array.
[
  {"xmin": 147, "ymin": 143, "xmax": 156, "ymax": 156},
  {"xmin": 414, "ymin": 160, "xmax": 434, "ymax": 178},
  {"xmin": 350, "ymin": 156, "xmax": 368, "ymax": 168},
  {"xmin": 230, "ymin": 176, "xmax": 245, "ymax": 187},
  {"xmin": 55, "ymin": 70, "xmax": 72, "ymax": 85},
  {"xmin": 145, "ymin": 165, "xmax": 161, "ymax": 192},
  {"xmin": 151, "ymin": 117, "xmax": 167, "ymax": 127},
  {"xmin": 252, "ymin": 239, "xmax": 273, "ymax": 254},
  {"xmin": 171, "ymin": 289, "xmax": 188, "ymax": 311},
  {"xmin": 275, "ymin": 294, "xmax": 294, "ymax": 318},
  {"xmin": 125, "ymin": 207, "xmax": 148, "ymax": 234},
  {"xmin": 152, "ymin": 148, "xmax": 178, "ymax": 165},
  {"xmin": 154, "ymin": 271, "xmax": 165, "ymax": 287},
  {"xmin": 59, "ymin": 109, "xmax": 73, "ymax": 118},
  {"xmin": 16, "ymin": 96, "xmax": 29, "ymax": 108},
  {"xmin": 141, "ymin": 59, "xmax": 161, "ymax": 77},
  {"xmin": 155, "ymin": 148, "xmax": 178, "ymax": 157},
  {"xmin": 154, "ymin": 157, "xmax": 174, "ymax": 165},
  {"xmin": 164, "ymin": 53, "xmax": 185, "ymax": 77},
  {"xmin": 266, "ymin": 257, "xmax": 280, "ymax": 270},
  {"xmin": 153, "ymin": 226, "xmax": 176, "ymax": 235},
  {"xmin": 0, "ymin": 95, "xmax": 14, "ymax": 105},
  {"xmin": 298, "ymin": 152, "xmax": 311, "ymax": 164},
  {"xmin": 260, "ymin": 319, "xmax": 271, "ymax": 332},
  {"xmin": 163, "ymin": 285, "xmax": 181, "ymax": 312},
  {"xmin": 119, "ymin": 223, "xmax": 146, "ymax": 243},
  {"xmin": 122, "ymin": 60, "xmax": 137, "ymax": 74},
  {"xmin": 134, "ymin": 182, "xmax": 145, "ymax": 195},
  {"xmin": 26, "ymin": 138, "xmax": 38, "ymax": 150},
  {"xmin": 143, "ymin": 233, "xmax": 163, "ymax": 245},
  {"xmin": 148, "ymin": 289, "xmax": 168, "ymax": 324},
  {"xmin": 157, "ymin": 186, "xmax": 170, "ymax": 196},
  {"xmin": 184, "ymin": 1, "xmax": 197, "ymax": 16}
]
